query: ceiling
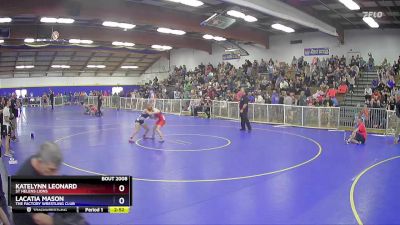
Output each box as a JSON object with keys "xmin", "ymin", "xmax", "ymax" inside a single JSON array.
[
  {"xmin": 0, "ymin": 0, "xmax": 398, "ymax": 78},
  {"xmin": 0, "ymin": 46, "xmax": 164, "ymax": 78},
  {"xmin": 284, "ymin": 0, "xmax": 400, "ymax": 30}
]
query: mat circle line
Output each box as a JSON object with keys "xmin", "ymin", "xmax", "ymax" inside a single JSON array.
[
  {"xmin": 55, "ymin": 125, "xmax": 323, "ymax": 183},
  {"xmin": 135, "ymin": 133, "xmax": 231, "ymax": 152},
  {"xmin": 350, "ymin": 155, "xmax": 400, "ymax": 225}
]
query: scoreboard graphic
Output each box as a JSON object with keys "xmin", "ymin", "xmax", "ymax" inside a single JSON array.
[{"xmin": 8, "ymin": 176, "xmax": 132, "ymax": 213}]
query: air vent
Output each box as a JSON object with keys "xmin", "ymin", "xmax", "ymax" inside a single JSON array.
[{"xmin": 290, "ymin": 40, "xmax": 302, "ymax": 44}]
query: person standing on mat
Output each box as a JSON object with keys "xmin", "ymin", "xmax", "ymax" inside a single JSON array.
[
  {"xmin": 3, "ymin": 99, "xmax": 13, "ymax": 158},
  {"xmin": 49, "ymin": 90, "xmax": 54, "ymax": 110},
  {"xmin": 239, "ymin": 88, "xmax": 251, "ymax": 132},
  {"xmin": 394, "ymin": 95, "xmax": 400, "ymax": 144},
  {"xmin": 97, "ymin": 91, "xmax": 103, "ymax": 117}
]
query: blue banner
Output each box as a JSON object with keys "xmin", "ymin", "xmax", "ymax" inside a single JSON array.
[
  {"xmin": 304, "ymin": 48, "xmax": 330, "ymax": 56},
  {"xmin": 223, "ymin": 53, "xmax": 240, "ymax": 60}
]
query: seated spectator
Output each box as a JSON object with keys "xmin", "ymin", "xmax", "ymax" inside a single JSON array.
[
  {"xmin": 189, "ymin": 99, "xmax": 202, "ymax": 116},
  {"xmin": 332, "ymin": 97, "xmax": 339, "ymax": 107},
  {"xmin": 387, "ymin": 77, "xmax": 396, "ymax": 90},
  {"xmin": 326, "ymin": 86, "xmax": 337, "ymax": 98},
  {"xmin": 298, "ymin": 91, "xmax": 307, "ymax": 106},
  {"xmin": 255, "ymin": 92, "xmax": 264, "ymax": 104},
  {"xmin": 322, "ymin": 96, "xmax": 334, "ymax": 107},
  {"xmin": 271, "ymin": 90, "xmax": 280, "ymax": 104},
  {"xmin": 248, "ymin": 92, "xmax": 255, "ymax": 103},
  {"xmin": 279, "ymin": 79, "xmax": 289, "ymax": 91},
  {"xmin": 283, "ymin": 92, "xmax": 293, "ymax": 105},
  {"xmin": 338, "ymin": 83, "xmax": 348, "ymax": 94}
]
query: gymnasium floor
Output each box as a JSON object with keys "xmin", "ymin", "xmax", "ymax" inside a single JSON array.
[{"xmin": 5, "ymin": 106, "xmax": 400, "ymax": 225}]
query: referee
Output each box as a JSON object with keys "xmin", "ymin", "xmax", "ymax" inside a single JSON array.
[
  {"xmin": 239, "ymin": 88, "xmax": 252, "ymax": 132},
  {"xmin": 50, "ymin": 90, "xmax": 54, "ymax": 110}
]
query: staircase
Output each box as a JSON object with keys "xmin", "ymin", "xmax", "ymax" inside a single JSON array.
[{"xmin": 342, "ymin": 71, "xmax": 377, "ymax": 107}]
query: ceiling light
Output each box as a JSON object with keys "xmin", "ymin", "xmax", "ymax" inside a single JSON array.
[
  {"xmin": 171, "ymin": 30, "xmax": 186, "ymax": 35},
  {"xmin": 69, "ymin": 39, "xmax": 93, "ymax": 44},
  {"xmin": 166, "ymin": 0, "xmax": 204, "ymax": 7},
  {"xmin": 102, "ymin": 21, "xmax": 136, "ymax": 30},
  {"xmin": 16, "ymin": 65, "xmax": 35, "ymax": 69},
  {"xmin": 363, "ymin": 17, "xmax": 379, "ymax": 28},
  {"xmin": 227, "ymin": 10, "xmax": 246, "ymax": 18},
  {"xmin": 119, "ymin": 23, "xmax": 136, "ymax": 29},
  {"xmin": 51, "ymin": 65, "xmax": 70, "ymax": 69},
  {"xmin": 338, "ymin": 0, "xmax": 360, "ymax": 10},
  {"xmin": 87, "ymin": 65, "xmax": 106, "ymax": 69},
  {"xmin": 40, "ymin": 17, "xmax": 75, "ymax": 24},
  {"xmin": 0, "ymin": 17, "xmax": 12, "ymax": 23},
  {"xmin": 121, "ymin": 66, "xmax": 139, "ymax": 69},
  {"xmin": 271, "ymin": 23, "xmax": 295, "ymax": 33},
  {"xmin": 102, "ymin": 21, "xmax": 118, "ymax": 27},
  {"xmin": 40, "ymin": 17, "xmax": 57, "ymax": 23},
  {"xmin": 24, "ymin": 38, "xmax": 35, "ymax": 43},
  {"xmin": 112, "ymin": 41, "xmax": 135, "ymax": 47},
  {"xmin": 151, "ymin": 45, "xmax": 172, "ymax": 51},
  {"xmin": 213, "ymin": 36, "xmax": 226, "ymax": 41},
  {"xmin": 244, "ymin": 15, "xmax": 258, "ymax": 22},
  {"xmin": 57, "ymin": 18, "xmax": 74, "ymax": 24},
  {"xmin": 203, "ymin": 34, "xmax": 214, "ymax": 40},
  {"xmin": 203, "ymin": 34, "xmax": 226, "ymax": 41},
  {"xmin": 225, "ymin": 48, "xmax": 238, "ymax": 52},
  {"xmin": 157, "ymin": 27, "xmax": 186, "ymax": 35},
  {"xmin": 80, "ymin": 40, "xmax": 93, "ymax": 44},
  {"xmin": 227, "ymin": 10, "xmax": 257, "ymax": 23}
]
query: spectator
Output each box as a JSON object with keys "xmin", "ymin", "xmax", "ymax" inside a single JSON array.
[
  {"xmin": 364, "ymin": 87, "xmax": 372, "ymax": 102},
  {"xmin": 368, "ymin": 53, "xmax": 375, "ymax": 71},
  {"xmin": 271, "ymin": 90, "xmax": 280, "ymax": 104},
  {"xmin": 13, "ymin": 142, "xmax": 89, "ymax": 225},
  {"xmin": 283, "ymin": 92, "xmax": 293, "ymax": 105},
  {"xmin": 298, "ymin": 91, "xmax": 307, "ymax": 106}
]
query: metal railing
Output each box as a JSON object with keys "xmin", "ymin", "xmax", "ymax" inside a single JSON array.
[
  {"xmin": 212, "ymin": 101, "xmax": 340, "ymax": 129},
  {"xmin": 80, "ymin": 96, "xmax": 400, "ymax": 134}
]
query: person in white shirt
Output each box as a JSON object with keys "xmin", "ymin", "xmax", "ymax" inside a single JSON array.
[
  {"xmin": 280, "ymin": 80, "xmax": 289, "ymax": 91},
  {"xmin": 255, "ymin": 94, "xmax": 264, "ymax": 104},
  {"xmin": 2, "ymin": 99, "xmax": 12, "ymax": 157},
  {"xmin": 364, "ymin": 87, "xmax": 372, "ymax": 102}
]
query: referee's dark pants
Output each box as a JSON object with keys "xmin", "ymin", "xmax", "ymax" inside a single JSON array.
[
  {"xmin": 240, "ymin": 112, "xmax": 251, "ymax": 131},
  {"xmin": 51, "ymin": 99, "xmax": 54, "ymax": 109}
]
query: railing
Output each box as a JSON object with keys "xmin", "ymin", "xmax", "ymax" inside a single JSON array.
[
  {"xmin": 212, "ymin": 101, "xmax": 340, "ymax": 129},
  {"xmin": 77, "ymin": 96, "xmax": 400, "ymax": 134}
]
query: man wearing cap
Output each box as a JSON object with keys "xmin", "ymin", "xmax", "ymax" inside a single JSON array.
[{"xmin": 239, "ymin": 88, "xmax": 252, "ymax": 132}]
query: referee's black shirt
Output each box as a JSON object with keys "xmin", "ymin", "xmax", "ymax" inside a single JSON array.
[{"xmin": 239, "ymin": 95, "xmax": 249, "ymax": 114}]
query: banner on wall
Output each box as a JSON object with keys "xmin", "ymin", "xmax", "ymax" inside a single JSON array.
[
  {"xmin": 222, "ymin": 53, "xmax": 241, "ymax": 60},
  {"xmin": 304, "ymin": 48, "xmax": 330, "ymax": 56}
]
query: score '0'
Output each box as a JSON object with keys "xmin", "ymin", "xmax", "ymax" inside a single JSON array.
[{"xmin": 119, "ymin": 185, "xmax": 125, "ymax": 192}]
